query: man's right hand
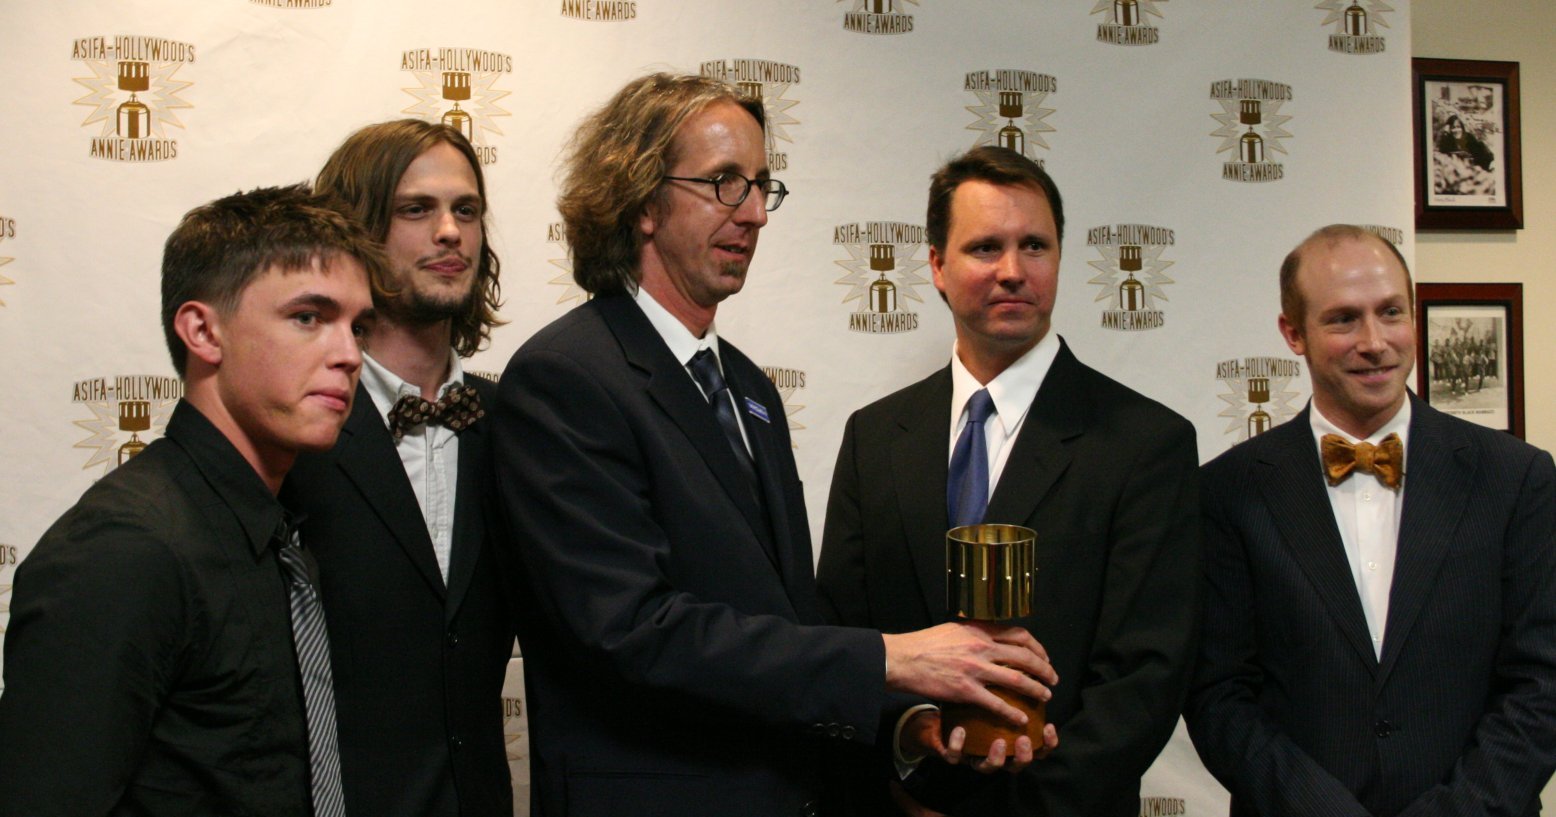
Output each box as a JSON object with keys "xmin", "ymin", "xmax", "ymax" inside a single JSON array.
[{"xmin": 881, "ymin": 621, "xmax": 1057, "ymax": 726}]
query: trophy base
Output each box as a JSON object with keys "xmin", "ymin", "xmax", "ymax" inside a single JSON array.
[{"xmin": 940, "ymin": 688, "xmax": 1046, "ymax": 757}]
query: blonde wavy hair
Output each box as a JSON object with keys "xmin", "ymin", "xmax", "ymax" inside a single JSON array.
[{"xmin": 558, "ymin": 73, "xmax": 765, "ymax": 296}]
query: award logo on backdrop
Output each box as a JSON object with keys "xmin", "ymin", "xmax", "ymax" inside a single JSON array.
[
  {"xmin": 250, "ymin": 0, "xmax": 332, "ymax": 8},
  {"xmin": 1092, "ymin": 0, "xmax": 1165, "ymax": 45},
  {"xmin": 72, "ymin": 36, "xmax": 194, "ymax": 163},
  {"xmin": 1139, "ymin": 796, "xmax": 1187, "ymax": 816},
  {"xmin": 71, "ymin": 375, "xmax": 183, "ymax": 475},
  {"xmin": 0, "ymin": 542, "xmax": 16, "ymax": 641},
  {"xmin": 545, "ymin": 222, "xmax": 587, "ymax": 306},
  {"xmin": 1361, "ymin": 224, "xmax": 1406, "ymax": 247},
  {"xmin": 1086, "ymin": 224, "xmax": 1175, "ymax": 332},
  {"xmin": 699, "ymin": 60, "xmax": 801, "ymax": 172},
  {"xmin": 1211, "ymin": 79, "xmax": 1292, "ymax": 183},
  {"xmin": 0, "ymin": 213, "xmax": 14, "ymax": 307},
  {"xmin": 840, "ymin": 0, "xmax": 915, "ymax": 34},
  {"xmin": 1215, "ymin": 357, "xmax": 1303, "ymax": 445},
  {"xmin": 834, "ymin": 223, "xmax": 930, "ymax": 335},
  {"xmin": 1317, "ymin": 0, "xmax": 1390, "ymax": 54},
  {"xmin": 503, "ymin": 695, "xmax": 526, "ymax": 763},
  {"xmin": 561, "ymin": 0, "xmax": 636, "ymax": 20},
  {"xmin": 401, "ymin": 47, "xmax": 513, "ymax": 166},
  {"xmin": 760, "ymin": 365, "xmax": 807, "ymax": 446},
  {"xmin": 965, "ymin": 70, "xmax": 1058, "ymax": 167}
]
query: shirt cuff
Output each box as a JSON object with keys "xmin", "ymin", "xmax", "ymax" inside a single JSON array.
[{"xmin": 893, "ymin": 703, "xmax": 940, "ymax": 780}]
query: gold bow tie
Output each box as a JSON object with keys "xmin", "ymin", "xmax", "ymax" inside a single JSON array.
[
  {"xmin": 1321, "ymin": 432, "xmax": 1403, "ymax": 489},
  {"xmin": 387, "ymin": 384, "xmax": 485, "ymax": 440}
]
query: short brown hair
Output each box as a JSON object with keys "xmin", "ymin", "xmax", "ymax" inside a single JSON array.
[
  {"xmin": 558, "ymin": 73, "xmax": 766, "ymax": 296},
  {"xmin": 316, "ymin": 119, "xmax": 504, "ymax": 357},
  {"xmin": 161, "ymin": 184, "xmax": 390, "ymax": 377},
  {"xmin": 926, "ymin": 146, "xmax": 1065, "ymax": 254},
  {"xmin": 1279, "ymin": 224, "xmax": 1413, "ymax": 327}
]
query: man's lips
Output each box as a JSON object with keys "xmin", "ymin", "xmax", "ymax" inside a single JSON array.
[
  {"xmin": 309, "ymin": 389, "xmax": 352, "ymax": 412},
  {"xmin": 422, "ymin": 256, "xmax": 470, "ymax": 275},
  {"xmin": 1348, "ymin": 363, "xmax": 1398, "ymax": 381}
]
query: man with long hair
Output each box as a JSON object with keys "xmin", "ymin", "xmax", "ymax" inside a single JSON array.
[{"xmin": 283, "ymin": 120, "xmax": 514, "ymax": 817}]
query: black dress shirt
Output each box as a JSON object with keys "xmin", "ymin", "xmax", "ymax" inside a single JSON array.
[{"xmin": 0, "ymin": 400, "xmax": 313, "ymax": 817}]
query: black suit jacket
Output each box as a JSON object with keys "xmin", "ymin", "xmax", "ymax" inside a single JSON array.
[
  {"xmin": 493, "ymin": 293, "xmax": 886, "ymax": 817},
  {"xmin": 0, "ymin": 401, "xmax": 312, "ymax": 817},
  {"xmin": 817, "ymin": 340, "xmax": 1202, "ymax": 817},
  {"xmin": 1184, "ymin": 396, "xmax": 1556, "ymax": 817},
  {"xmin": 283, "ymin": 375, "xmax": 513, "ymax": 817}
]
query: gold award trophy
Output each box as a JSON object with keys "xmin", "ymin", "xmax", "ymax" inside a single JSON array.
[{"xmin": 941, "ymin": 523, "xmax": 1041, "ymax": 755}]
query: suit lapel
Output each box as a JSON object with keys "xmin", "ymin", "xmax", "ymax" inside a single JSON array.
[
  {"xmin": 1255, "ymin": 409, "xmax": 1376, "ymax": 670},
  {"xmin": 1378, "ymin": 397, "xmax": 1474, "ymax": 683},
  {"xmin": 443, "ymin": 377, "xmax": 493, "ymax": 623},
  {"xmin": 600, "ymin": 296, "xmax": 780, "ymax": 572},
  {"xmin": 891, "ymin": 369, "xmax": 955, "ymax": 623},
  {"xmin": 334, "ymin": 382, "xmax": 447, "ymax": 601},
  {"xmin": 722, "ymin": 354, "xmax": 807, "ymax": 595},
  {"xmin": 983, "ymin": 343, "xmax": 1082, "ymax": 528}
]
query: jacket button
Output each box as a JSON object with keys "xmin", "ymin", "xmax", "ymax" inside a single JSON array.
[
  {"xmin": 827, "ymin": 723, "xmax": 840, "ymax": 738},
  {"xmin": 450, "ymin": 735, "xmax": 463, "ymax": 751},
  {"xmin": 446, "ymin": 630, "xmax": 460, "ymax": 648},
  {"xmin": 1374, "ymin": 719, "xmax": 1393, "ymax": 738},
  {"xmin": 799, "ymin": 801, "xmax": 821, "ymax": 817},
  {"xmin": 841, "ymin": 725, "xmax": 856, "ymax": 740}
]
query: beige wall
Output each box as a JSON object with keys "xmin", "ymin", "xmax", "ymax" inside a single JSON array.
[
  {"xmin": 1414, "ymin": 4, "xmax": 1556, "ymax": 808},
  {"xmin": 1414, "ymin": 0, "xmax": 1553, "ymax": 449}
]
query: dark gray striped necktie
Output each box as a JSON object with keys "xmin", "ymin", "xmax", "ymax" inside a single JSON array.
[{"xmin": 276, "ymin": 525, "xmax": 346, "ymax": 817}]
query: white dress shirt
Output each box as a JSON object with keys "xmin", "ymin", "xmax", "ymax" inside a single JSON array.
[
  {"xmin": 946, "ymin": 331, "xmax": 1062, "ymax": 498},
  {"xmin": 633, "ymin": 286, "xmax": 752, "ymax": 456},
  {"xmin": 1309, "ymin": 401, "xmax": 1411, "ymax": 659},
  {"xmin": 360, "ymin": 350, "xmax": 467, "ymax": 583}
]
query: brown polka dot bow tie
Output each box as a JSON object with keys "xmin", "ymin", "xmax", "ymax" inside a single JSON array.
[
  {"xmin": 1320, "ymin": 432, "xmax": 1403, "ymax": 489},
  {"xmin": 387, "ymin": 384, "xmax": 485, "ymax": 440}
]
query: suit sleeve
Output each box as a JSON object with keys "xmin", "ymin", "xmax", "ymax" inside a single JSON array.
[
  {"xmin": 492, "ymin": 347, "xmax": 886, "ymax": 738},
  {"xmin": 817, "ymin": 410, "xmax": 870, "ymax": 628},
  {"xmin": 1017, "ymin": 416, "xmax": 1204, "ymax": 814},
  {"xmin": 1183, "ymin": 458, "xmax": 1373, "ymax": 817},
  {"xmin": 1396, "ymin": 449, "xmax": 1556, "ymax": 817},
  {"xmin": 0, "ymin": 511, "xmax": 189, "ymax": 817}
]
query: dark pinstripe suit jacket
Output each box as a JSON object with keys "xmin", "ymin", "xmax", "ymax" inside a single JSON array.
[{"xmin": 1185, "ymin": 396, "xmax": 1556, "ymax": 817}]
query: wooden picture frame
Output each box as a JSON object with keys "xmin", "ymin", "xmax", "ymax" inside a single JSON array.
[
  {"xmin": 1412, "ymin": 58, "xmax": 1523, "ymax": 230},
  {"xmin": 1416, "ymin": 282, "xmax": 1523, "ymax": 438}
]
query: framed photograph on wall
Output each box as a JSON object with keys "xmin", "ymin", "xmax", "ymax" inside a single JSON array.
[
  {"xmin": 1413, "ymin": 58, "xmax": 1523, "ymax": 230},
  {"xmin": 1416, "ymin": 283, "xmax": 1523, "ymax": 438}
]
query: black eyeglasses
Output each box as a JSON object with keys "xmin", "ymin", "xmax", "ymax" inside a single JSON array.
[{"xmin": 662, "ymin": 172, "xmax": 790, "ymax": 212}]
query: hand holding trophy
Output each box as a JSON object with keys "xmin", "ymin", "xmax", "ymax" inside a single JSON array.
[{"xmin": 940, "ymin": 523, "xmax": 1045, "ymax": 756}]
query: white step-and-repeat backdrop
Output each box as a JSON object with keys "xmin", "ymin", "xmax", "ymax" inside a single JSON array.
[{"xmin": 0, "ymin": 2, "xmax": 1411, "ymax": 814}]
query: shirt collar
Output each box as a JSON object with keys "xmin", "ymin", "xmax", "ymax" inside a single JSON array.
[
  {"xmin": 634, "ymin": 284, "xmax": 722, "ymax": 366},
  {"xmin": 948, "ymin": 331, "xmax": 1062, "ymax": 429},
  {"xmin": 360, "ymin": 349, "xmax": 465, "ymax": 424},
  {"xmin": 164, "ymin": 399, "xmax": 287, "ymax": 560}
]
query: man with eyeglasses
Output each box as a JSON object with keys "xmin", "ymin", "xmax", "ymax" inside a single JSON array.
[{"xmin": 492, "ymin": 73, "xmax": 1056, "ymax": 817}]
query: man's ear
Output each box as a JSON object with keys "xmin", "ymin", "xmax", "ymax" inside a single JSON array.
[
  {"xmin": 174, "ymin": 301, "xmax": 224, "ymax": 369},
  {"xmin": 1277, "ymin": 312, "xmax": 1306, "ymax": 357}
]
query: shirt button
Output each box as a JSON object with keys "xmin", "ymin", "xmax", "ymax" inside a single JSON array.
[
  {"xmin": 1362, "ymin": 492, "xmax": 1372, "ymax": 501},
  {"xmin": 1367, "ymin": 561, "xmax": 1378, "ymax": 571}
]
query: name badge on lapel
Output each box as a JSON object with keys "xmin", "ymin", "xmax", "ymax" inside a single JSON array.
[{"xmin": 744, "ymin": 397, "xmax": 770, "ymax": 424}]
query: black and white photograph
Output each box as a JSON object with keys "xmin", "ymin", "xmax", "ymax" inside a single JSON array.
[
  {"xmin": 1425, "ymin": 80, "xmax": 1505, "ymax": 207},
  {"xmin": 1417, "ymin": 283, "xmax": 1525, "ymax": 438},
  {"xmin": 1413, "ymin": 58, "xmax": 1524, "ymax": 230}
]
